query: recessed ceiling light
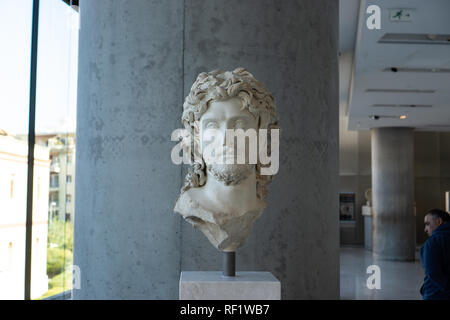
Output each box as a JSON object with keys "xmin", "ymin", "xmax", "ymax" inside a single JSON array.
[
  {"xmin": 379, "ymin": 33, "xmax": 450, "ymax": 45},
  {"xmin": 424, "ymin": 124, "xmax": 450, "ymax": 128},
  {"xmin": 366, "ymin": 89, "xmax": 435, "ymax": 94},
  {"xmin": 369, "ymin": 115, "xmax": 401, "ymax": 120},
  {"xmin": 372, "ymin": 104, "xmax": 432, "ymax": 108},
  {"xmin": 383, "ymin": 67, "xmax": 450, "ymax": 73}
]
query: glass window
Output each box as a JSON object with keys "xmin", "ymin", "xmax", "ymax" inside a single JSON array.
[
  {"xmin": 1, "ymin": 0, "xmax": 79, "ymax": 301},
  {"xmin": 32, "ymin": 0, "xmax": 79, "ymax": 300},
  {"xmin": 0, "ymin": 0, "xmax": 33, "ymax": 300},
  {"xmin": 50, "ymin": 174, "xmax": 59, "ymax": 188}
]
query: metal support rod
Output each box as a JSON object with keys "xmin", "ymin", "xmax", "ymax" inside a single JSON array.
[
  {"xmin": 446, "ymin": 191, "xmax": 450, "ymax": 212},
  {"xmin": 222, "ymin": 252, "xmax": 236, "ymax": 277},
  {"xmin": 25, "ymin": 0, "xmax": 40, "ymax": 300}
]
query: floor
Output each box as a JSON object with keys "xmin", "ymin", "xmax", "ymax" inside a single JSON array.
[{"xmin": 340, "ymin": 246, "xmax": 424, "ymax": 300}]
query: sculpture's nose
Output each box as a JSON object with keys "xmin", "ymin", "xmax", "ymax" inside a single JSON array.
[{"xmin": 221, "ymin": 128, "xmax": 227, "ymax": 146}]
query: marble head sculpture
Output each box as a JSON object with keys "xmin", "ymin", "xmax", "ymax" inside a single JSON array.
[{"xmin": 174, "ymin": 67, "xmax": 279, "ymax": 252}]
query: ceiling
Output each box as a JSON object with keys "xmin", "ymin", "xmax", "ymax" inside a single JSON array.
[{"xmin": 340, "ymin": 0, "xmax": 450, "ymax": 131}]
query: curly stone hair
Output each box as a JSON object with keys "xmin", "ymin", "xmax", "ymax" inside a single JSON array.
[{"xmin": 180, "ymin": 67, "xmax": 279, "ymax": 200}]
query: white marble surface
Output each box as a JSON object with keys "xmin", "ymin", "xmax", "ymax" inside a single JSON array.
[
  {"xmin": 175, "ymin": 68, "xmax": 279, "ymax": 252},
  {"xmin": 179, "ymin": 271, "xmax": 281, "ymax": 300}
]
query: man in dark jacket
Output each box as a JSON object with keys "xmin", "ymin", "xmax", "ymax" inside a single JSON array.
[{"xmin": 420, "ymin": 209, "xmax": 450, "ymax": 300}]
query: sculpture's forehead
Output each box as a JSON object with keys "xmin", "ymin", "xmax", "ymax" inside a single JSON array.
[{"xmin": 201, "ymin": 97, "xmax": 252, "ymax": 121}]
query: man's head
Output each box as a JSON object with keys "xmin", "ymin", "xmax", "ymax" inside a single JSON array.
[
  {"xmin": 424, "ymin": 209, "xmax": 450, "ymax": 237},
  {"xmin": 181, "ymin": 68, "xmax": 279, "ymax": 199},
  {"xmin": 201, "ymin": 97, "xmax": 257, "ymax": 186}
]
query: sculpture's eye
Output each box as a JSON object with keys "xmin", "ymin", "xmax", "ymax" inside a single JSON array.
[
  {"xmin": 234, "ymin": 119, "xmax": 247, "ymax": 129},
  {"xmin": 205, "ymin": 121, "xmax": 219, "ymax": 129}
]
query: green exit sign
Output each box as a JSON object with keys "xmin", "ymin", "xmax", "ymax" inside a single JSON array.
[{"xmin": 389, "ymin": 8, "xmax": 413, "ymax": 22}]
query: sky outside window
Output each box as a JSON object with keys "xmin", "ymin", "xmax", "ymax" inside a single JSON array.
[{"xmin": 0, "ymin": 0, "xmax": 79, "ymax": 135}]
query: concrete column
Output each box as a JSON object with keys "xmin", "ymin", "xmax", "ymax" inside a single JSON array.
[
  {"xmin": 73, "ymin": 1, "xmax": 184, "ymax": 299},
  {"xmin": 74, "ymin": 0, "xmax": 339, "ymax": 299},
  {"xmin": 371, "ymin": 128, "xmax": 415, "ymax": 261}
]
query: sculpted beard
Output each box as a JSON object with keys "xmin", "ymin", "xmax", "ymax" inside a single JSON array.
[{"xmin": 207, "ymin": 163, "xmax": 254, "ymax": 186}]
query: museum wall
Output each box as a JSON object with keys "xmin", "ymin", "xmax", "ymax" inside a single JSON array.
[
  {"xmin": 74, "ymin": 0, "xmax": 339, "ymax": 299},
  {"xmin": 339, "ymin": 115, "xmax": 370, "ymax": 245},
  {"xmin": 339, "ymin": 127, "xmax": 450, "ymax": 246}
]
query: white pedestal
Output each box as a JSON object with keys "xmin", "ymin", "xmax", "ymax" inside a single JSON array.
[{"xmin": 179, "ymin": 271, "xmax": 281, "ymax": 300}]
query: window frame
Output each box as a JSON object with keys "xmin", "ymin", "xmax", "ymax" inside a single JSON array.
[{"xmin": 24, "ymin": 0, "xmax": 78, "ymax": 300}]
